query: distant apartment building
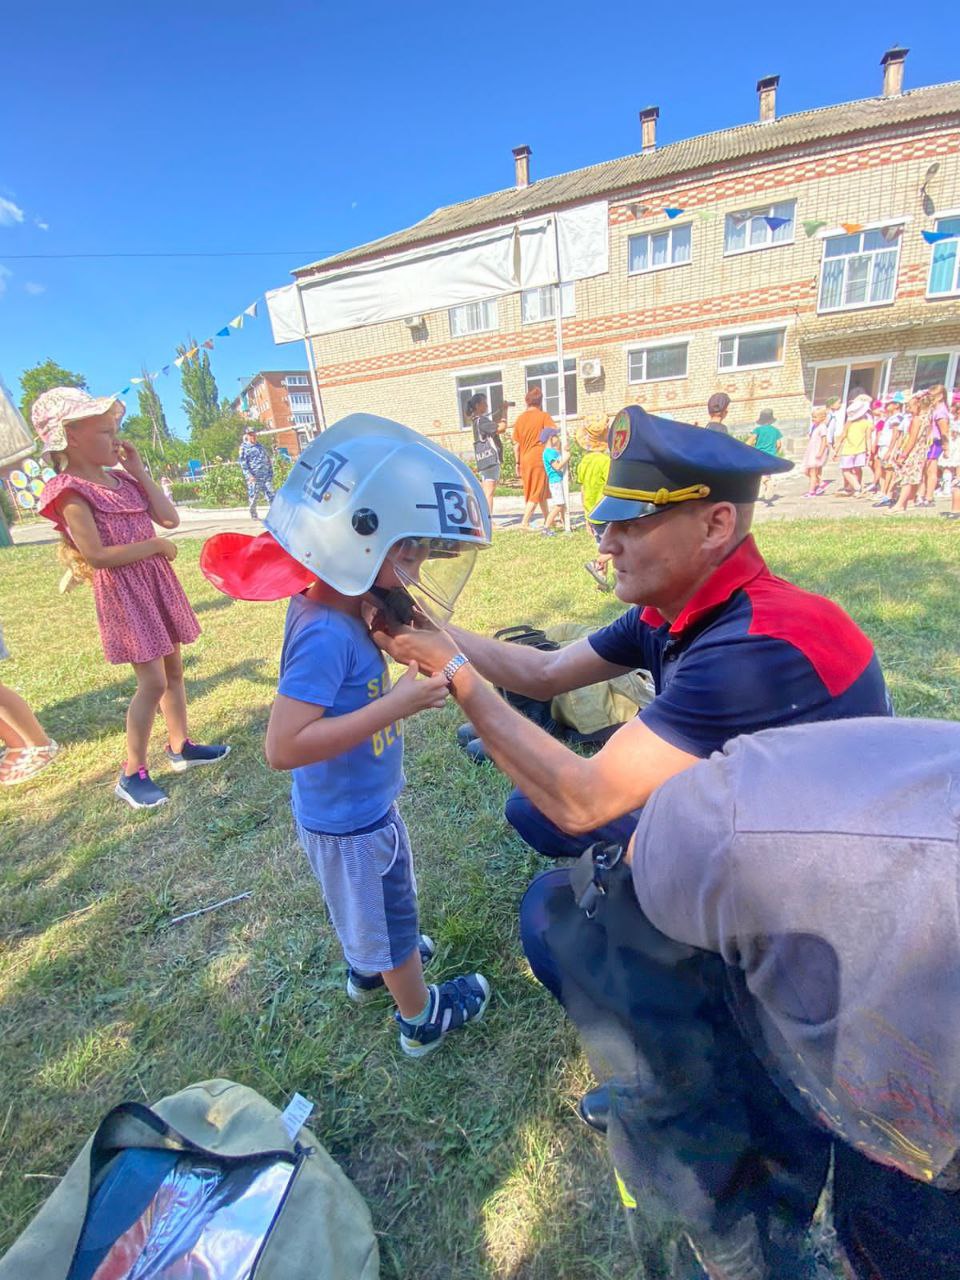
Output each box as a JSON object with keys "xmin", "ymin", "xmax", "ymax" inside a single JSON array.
[
  {"xmin": 232, "ymin": 371, "xmax": 320, "ymax": 456},
  {"xmin": 288, "ymin": 48, "xmax": 960, "ymax": 453}
]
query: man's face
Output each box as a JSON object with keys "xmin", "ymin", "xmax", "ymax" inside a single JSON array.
[{"xmin": 599, "ymin": 503, "xmax": 716, "ymax": 609}]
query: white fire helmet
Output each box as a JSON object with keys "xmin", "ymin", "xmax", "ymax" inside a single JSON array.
[{"xmin": 265, "ymin": 413, "xmax": 492, "ymax": 624}]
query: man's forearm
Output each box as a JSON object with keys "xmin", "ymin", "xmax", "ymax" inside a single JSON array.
[
  {"xmin": 446, "ymin": 624, "xmax": 557, "ymax": 699},
  {"xmin": 450, "ymin": 666, "xmax": 609, "ymax": 833}
]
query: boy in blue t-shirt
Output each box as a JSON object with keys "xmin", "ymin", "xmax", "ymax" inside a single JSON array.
[
  {"xmin": 539, "ymin": 426, "xmax": 570, "ymax": 535},
  {"xmin": 248, "ymin": 415, "xmax": 492, "ymax": 1057}
]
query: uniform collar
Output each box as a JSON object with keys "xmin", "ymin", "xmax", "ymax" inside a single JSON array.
[{"xmin": 639, "ymin": 535, "xmax": 767, "ymax": 636}]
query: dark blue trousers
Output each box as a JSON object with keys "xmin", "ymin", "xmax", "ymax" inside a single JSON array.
[{"xmin": 504, "ymin": 787, "xmax": 643, "ymax": 859}]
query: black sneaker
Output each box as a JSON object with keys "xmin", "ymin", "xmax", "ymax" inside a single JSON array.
[
  {"xmin": 455, "ymin": 722, "xmax": 477, "ymax": 750},
  {"xmin": 165, "ymin": 740, "xmax": 231, "ymax": 773},
  {"xmin": 346, "ymin": 934, "xmax": 435, "ymax": 1004},
  {"xmin": 396, "ymin": 973, "xmax": 491, "ymax": 1057},
  {"xmin": 115, "ymin": 767, "xmax": 168, "ymax": 810}
]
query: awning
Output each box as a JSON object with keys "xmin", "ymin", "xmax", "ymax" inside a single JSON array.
[{"xmin": 0, "ymin": 377, "xmax": 34, "ymax": 469}]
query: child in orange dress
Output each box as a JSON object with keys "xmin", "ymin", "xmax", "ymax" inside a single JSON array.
[{"xmin": 33, "ymin": 387, "xmax": 228, "ymax": 809}]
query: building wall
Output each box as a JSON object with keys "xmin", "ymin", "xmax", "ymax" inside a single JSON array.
[
  {"xmin": 236, "ymin": 371, "xmax": 321, "ymax": 456},
  {"xmin": 309, "ymin": 118, "xmax": 960, "ymax": 443}
]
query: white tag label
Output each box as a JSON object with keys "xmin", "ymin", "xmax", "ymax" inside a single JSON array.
[{"xmin": 280, "ymin": 1092, "xmax": 315, "ymax": 1141}]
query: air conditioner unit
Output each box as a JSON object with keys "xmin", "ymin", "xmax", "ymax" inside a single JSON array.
[
  {"xmin": 580, "ymin": 358, "xmax": 603, "ymax": 380},
  {"xmin": 403, "ymin": 315, "xmax": 424, "ymax": 329}
]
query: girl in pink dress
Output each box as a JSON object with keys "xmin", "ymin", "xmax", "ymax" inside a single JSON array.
[
  {"xmin": 800, "ymin": 407, "xmax": 830, "ymax": 496},
  {"xmin": 33, "ymin": 387, "xmax": 228, "ymax": 809}
]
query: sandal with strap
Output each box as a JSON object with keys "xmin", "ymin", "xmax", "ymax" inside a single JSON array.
[{"xmin": 0, "ymin": 740, "xmax": 61, "ymax": 786}]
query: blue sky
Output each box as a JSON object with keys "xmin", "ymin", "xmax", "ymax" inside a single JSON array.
[{"xmin": 1, "ymin": 1, "xmax": 953, "ymax": 437}]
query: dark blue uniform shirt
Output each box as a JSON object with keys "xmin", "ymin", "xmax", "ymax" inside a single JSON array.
[{"xmin": 589, "ymin": 536, "xmax": 890, "ymax": 757}]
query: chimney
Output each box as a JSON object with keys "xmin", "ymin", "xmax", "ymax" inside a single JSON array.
[
  {"xmin": 512, "ymin": 145, "xmax": 531, "ymax": 189},
  {"xmin": 757, "ymin": 75, "xmax": 779, "ymax": 122},
  {"xmin": 639, "ymin": 106, "xmax": 659, "ymax": 153},
  {"xmin": 881, "ymin": 47, "xmax": 908, "ymax": 97}
]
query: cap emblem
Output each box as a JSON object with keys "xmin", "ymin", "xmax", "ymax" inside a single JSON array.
[{"xmin": 610, "ymin": 411, "xmax": 631, "ymax": 459}]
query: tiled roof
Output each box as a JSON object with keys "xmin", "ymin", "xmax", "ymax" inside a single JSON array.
[{"xmin": 295, "ymin": 81, "xmax": 960, "ymax": 278}]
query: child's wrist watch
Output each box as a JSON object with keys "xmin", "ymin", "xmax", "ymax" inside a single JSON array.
[{"xmin": 441, "ymin": 653, "xmax": 471, "ymax": 689}]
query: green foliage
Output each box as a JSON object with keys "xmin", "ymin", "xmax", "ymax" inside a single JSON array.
[
  {"xmin": 178, "ymin": 341, "xmax": 220, "ymax": 442},
  {"xmin": 196, "ymin": 463, "xmax": 247, "ymax": 507},
  {"xmin": 120, "ymin": 414, "xmax": 191, "ymax": 478},
  {"xmin": 18, "ymin": 359, "xmax": 87, "ymax": 420},
  {"xmin": 170, "ymin": 481, "xmax": 200, "ymax": 503}
]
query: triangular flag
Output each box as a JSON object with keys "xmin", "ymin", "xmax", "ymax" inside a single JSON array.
[
  {"xmin": 149, "ymin": 372, "xmax": 159, "ymax": 380},
  {"xmin": 841, "ymin": 223, "xmax": 863, "ymax": 234},
  {"xmin": 229, "ymin": 314, "xmax": 244, "ymax": 330},
  {"xmin": 663, "ymin": 207, "xmax": 684, "ymax": 219},
  {"xmin": 186, "ymin": 347, "xmax": 198, "ymax": 359},
  {"xmin": 922, "ymin": 229, "xmax": 955, "ymax": 244},
  {"xmin": 121, "ymin": 387, "xmax": 131, "ymax": 395},
  {"xmin": 696, "ymin": 210, "xmax": 715, "ymax": 223},
  {"xmin": 764, "ymin": 216, "xmax": 790, "ymax": 231},
  {"xmin": 130, "ymin": 376, "xmax": 144, "ymax": 384},
  {"xmin": 216, "ymin": 326, "xmax": 230, "ymax": 338},
  {"xmin": 730, "ymin": 211, "xmax": 751, "ymax": 227},
  {"xmin": 244, "ymin": 302, "xmax": 258, "ymax": 318},
  {"xmin": 174, "ymin": 355, "xmax": 186, "ymax": 368},
  {"xmin": 202, "ymin": 339, "xmax": 214, "ymax": 350},
  {"xmin": 803, "ymin": 220, "xmax": 827, "ymax": 237},
  {"xmin": 161, "ymin": 365, "xmax": 171, "ymax": 375},
  {"xmin": 880, "ymin": 226, "xmax": 903, "ymax": 242}
]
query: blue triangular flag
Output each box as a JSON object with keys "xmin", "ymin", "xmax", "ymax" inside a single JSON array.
[
  {"xmin": 922, "ymin": 230, "xmax": 955, "ymax": 244},
  {"xmin": 663, "ymin": 206, "xmax": 684, "ymax": 219},
  {"xmin": 121, "ymin": 387, "xmax": 130, "ymax": 395},
  {"xmin": 161, "ymin": 365, "xmax": 171, "ymax": 375},
  {"xmin": 216, "ymin": 326, "xmax": 230, "ymax": 338},
  {"xmin": 764, "ymin": 216, "xmax": 790, "ymax": 231}
]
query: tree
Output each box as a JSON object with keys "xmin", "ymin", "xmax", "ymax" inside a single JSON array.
[
  {"xmin": 178, "ymin": 341, "xmax": 220, "ymax": 442},
  {"xmin": 192, "ymin": 402, "xmax": 249, "ymax": 462},
  {"xmin": 120, "ymin": 413, "xmax": 191, "ymax": 477},
  {"xmin": 136, "ymin": 373, "xmax": 171, "ymax": 442},
  {"xmin": 19, "ymin": 359, "xmax": 87, "ymax": 421}
]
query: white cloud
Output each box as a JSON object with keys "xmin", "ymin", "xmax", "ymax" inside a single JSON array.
[
  {"xmin": 0, "ymin": 265, "xmax": 11, "ymax": 296},
  {"xmin": 0, "ymin": 197, "xmax": 25, "ymax": 226},
  {"xmin": 34, "ymin": 217, "xmax": 49, "ymax": 231},
  {"xmin": 24, "ymin": 281, "xmax": 45, "ymax": 295}
]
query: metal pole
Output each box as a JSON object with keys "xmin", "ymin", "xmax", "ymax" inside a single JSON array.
[
  {"xmin": 296, "ymin": 285, "xmax": 327, "ymax": 434},
  {"xmin": 552, "ymin": 216, "xmax": 571, "ymax": 533}
]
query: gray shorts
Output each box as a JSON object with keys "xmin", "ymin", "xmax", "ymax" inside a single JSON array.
[
  {"xmin": 296, "ymin": 806, "xmax": 419, "ymax": 973},
  {"xmin": 478, "ymin": 462, "xmax": 501, "ymax": 482}
]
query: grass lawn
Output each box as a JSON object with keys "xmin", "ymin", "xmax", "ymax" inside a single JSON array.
[{"xmin": 1, "ymin": 519, "xmax": 958, "ymax": 1277}]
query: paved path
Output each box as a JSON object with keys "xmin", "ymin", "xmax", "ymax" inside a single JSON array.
[{"xmin": 9, "ymin": 474, "xmax": 951, "ymax": 547}]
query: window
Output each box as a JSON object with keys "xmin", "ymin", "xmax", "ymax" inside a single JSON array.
[
  {"xmin": 723, "ymin": 200, "xmax": 795, "ymax": 255},
  {"xmin": 284, "ymin": 375, "xmax": 309, "ymax": 386},
  {"xmin": 628, "ymin": 223, "xmax": 691, "ymax": 274},
  {"xmin": 288, "ymin": 392, "xmax": 312, "ymax": 408},
  {"xmin": 818, "ymin": 227, "xmax": 900, "ymax": 312},
  {"xmin": 455, "ymin": 370, "xmax": 504, "ymax": 427},
  {"xmin": 449, "ymin": 299, "xmax": 498, "ymax": 337},
  {"xmin": 718, "ymin": 328, "xmax": 785, "ymax": 370},
  {"xmin": 913, "ymin": 353, "xmax": 951, "ymax": 391},
  {"xmin": 627, "ymin": 342, "xmax": 688, "ymax": 383},
  {"xmin": 291, "ymin": 413, "xmax": 315, "ymax": 425},
  {"xmin": 525, "ymin": 359, "xmax": 577, "ymax": 418},
  {"xmin": 927, "ymin": 216, "xmax": 960, "ymax": 297},
  {"xmin": 521, "ymin": 282, "xmax": 575, "ymax": 324}
]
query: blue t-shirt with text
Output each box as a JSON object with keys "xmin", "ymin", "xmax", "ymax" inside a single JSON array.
[{"xmin": 277, "ymin": 594, "xmax": 404, "ymax": 833}]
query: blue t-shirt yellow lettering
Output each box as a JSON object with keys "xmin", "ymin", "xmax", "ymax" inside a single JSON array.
[{"xmin": 277, "ymin": 595, "xmax": 404, "ymax": 833}]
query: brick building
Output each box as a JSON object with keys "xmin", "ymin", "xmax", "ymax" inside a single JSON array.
[
  {"xmin": 289, "ymin": 49, "xmax": 960, "ymax": 455},
  {"xmin": 232, "ymin": 371, "xmax": 320, "ymax": 457}
]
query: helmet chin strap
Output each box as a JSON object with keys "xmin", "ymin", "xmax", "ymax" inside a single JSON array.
[{"xmin": 365, "ymin": 584, "xmax": 418, "ymax": 627}]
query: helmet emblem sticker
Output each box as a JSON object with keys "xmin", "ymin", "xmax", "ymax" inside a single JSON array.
[
  {"xmin": 417, "ymin": 482, "xmax": 484, "ymax": 537},
  {"xmin": 301, "ymin": 450, "xmax": 350, "ymax": 503}
]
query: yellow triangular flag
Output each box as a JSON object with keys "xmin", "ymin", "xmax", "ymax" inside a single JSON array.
[{"xmin": 229, "ymin": 314, "xmax": 244, "ymax": 330}]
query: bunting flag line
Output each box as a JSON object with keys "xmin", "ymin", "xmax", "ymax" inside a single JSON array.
[
  {"xmin": 840, "ymin": 222, "xmax": 863, "ymax": 234},
  {"xmin": 244, "ymin": 302, "xmax": 258, "ymax": 318},
  {"xmin": 803, "ymin": 220, "xmax": 827, "ymax": 237},
  {"xmin": 880, "ymin": 226, "xmax": 903, "ymax": 242},
  {"xmin": 922, "ymin": 229, "xmax": 957, "ymax": 244},
  {"xmin": 229, "ymin": 314, "xmax": 244, "ymax": 329},
  {"xmin": 121, "ymin": 387, "xmax": 130, "ymax": 395},
  {"xmin": 730, "ymin": 211, "xmax": 752, "ymax": 227},
  {"xmin": 216, "ymin": 326, "xmax": 230, "ymax": 338},
  {"xmin": 764, "ymin": 216, "xmax": 790, "ymax": 232},
  {"xmin": 186, "ymin": 347, "xmax": 199, "ymax": 359},
  {"xmin": 161, "ymin": 365, "xmax": 171, "ymax": 375},
  {"xmin": 174, "ymin": 355, "xmax": 186, "ymax": 368},
  {"xmin": 130, "ymin": 376, "xmax": 144, "ymax": 385},
  {"xmin": 663, "ymin": 207, "xmax": 684, "ymax": 219},
  {"xmin": 202, "ymin": 339, "xmax": 214, "ymax": 350}
]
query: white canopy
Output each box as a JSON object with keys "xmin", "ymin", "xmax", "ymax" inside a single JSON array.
[
  {"xmin": 0, "ymin": 377, "xmax": 34, "ymax": 469},
  {"xmin": 266, "ymin": 201, "xmax": 609, "ymax": 342}
]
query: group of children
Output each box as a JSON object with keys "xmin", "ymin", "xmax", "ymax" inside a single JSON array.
[{"xmin": 801, "ymin": 385, "xmax": 960, "ymax": 515}]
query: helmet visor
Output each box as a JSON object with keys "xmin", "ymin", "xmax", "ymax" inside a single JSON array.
[{"xmin": 383, "ymin": 537, "xmax": 480, "ymax": 626}]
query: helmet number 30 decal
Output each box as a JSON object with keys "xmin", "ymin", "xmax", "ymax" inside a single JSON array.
[{"xmin": 418, "ymin": 482, "xmax": 484, "ymax": 537}]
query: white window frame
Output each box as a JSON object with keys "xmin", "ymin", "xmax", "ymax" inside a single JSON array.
[
  {"xmin": 284, "ymin": 375, "xmax": 309, "ymax": 387},
  {"xmin": 520, "ymin": 282, "xmax": 575, "ymax": 324},
  {"xmin": 723, "ymin": 199, "xmax": 797, "ymax": 257},
  {"xmin": 288, "ymin": 392, "xmax": 313, "ymax": 408},
  {"xmin": 448, "ymin": 298, "xmax": 499, "ymax": 337},
  {"xmin": 925, "ymin": 209, "xmax": 960, "ymax": 299},
  {"xmin": 290, "ymin": 412, "xmax": 316, "ymax": 426},
  {"xmin": 625, "ymin": 337, "xmax": 689, "ymax": 384},
  {"xmin": 817, "ymin": 223, "xmax": 903, "ymax": 314},
  {"xmin": 716, "ymin": 325, "xmax": 787, "ymax": 372},
  {"xmin": 523, "ymin": 356, "xmax": 578, "ymax": 419},
  {"xmin": 627, "ymin": 222, "xmax": 692, "ymax": 275},
  {"xmin": 906, "ymin": 347, "xmax": 960, "ymax": 392},
  {"xmin": 454, "ymin": 369, "xmax": 504, "ymax": 429}
]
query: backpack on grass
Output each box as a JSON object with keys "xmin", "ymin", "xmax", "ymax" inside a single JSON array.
[{"xmin": 0, "ymin": 1079, "xmax": 379, "ymax": 1280}]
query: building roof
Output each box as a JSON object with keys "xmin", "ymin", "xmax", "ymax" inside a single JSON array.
[{"xmin": 295, "ymin": 81, "xmax": 960, "ymax": 279}]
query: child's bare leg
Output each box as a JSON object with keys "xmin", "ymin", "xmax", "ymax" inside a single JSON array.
[
  {"xmin": 0, "ymin": 684, "xmax": 50, "ymax": 749},
  {"xmin": 159, "ymin": 646, "xmax": 189, "ymax": 752},
  {"xmin": 382, "ymin": 947, "xmax": 430, "ymax": 1020},
  {"xmin": 126, "ymin": 658, "xmax": 167, "ymax": 771},
  {"xmin": 539, "ymin": 498, "xmax": 549, "ymax": 522}
]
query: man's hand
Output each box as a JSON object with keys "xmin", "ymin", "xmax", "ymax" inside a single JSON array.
[
  {"xmin": 368, "ymin": 615, "xmax": 459, "ymax": 677},
  {"xmin": 384, "ymin": 661, "xmax": 449, "ymax": 717}
]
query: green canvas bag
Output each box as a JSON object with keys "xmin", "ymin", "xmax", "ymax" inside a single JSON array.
[{"xmin": 0, "ymin": 1078, "xmax": 379, "ymax": 1280}]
